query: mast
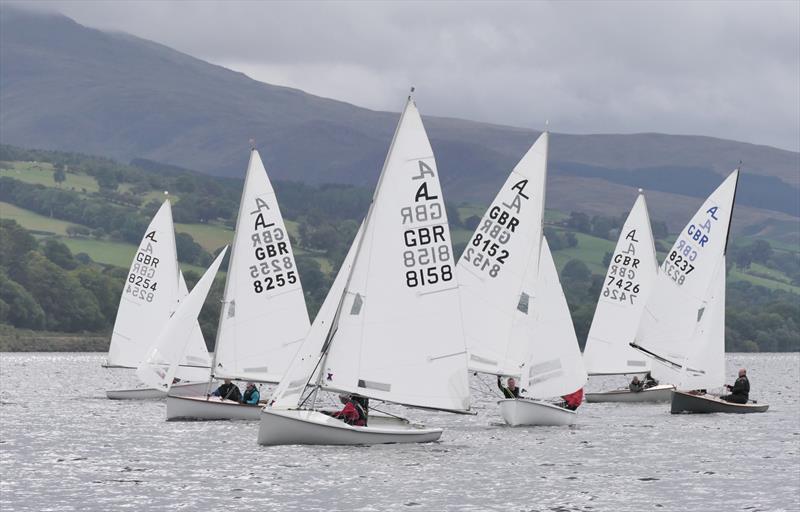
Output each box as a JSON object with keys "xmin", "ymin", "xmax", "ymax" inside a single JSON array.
[
  {"xmin": 723, "ymin": 165, "xmax": 741, "ymax": 256},
  {"xmin": 205, "ymin": 145, "xmax": 256, "ymax": 394}
]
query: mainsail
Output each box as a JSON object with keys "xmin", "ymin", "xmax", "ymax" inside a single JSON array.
[
  {"xmin": 275, "ymin": 96, "xmax": 470, "ymax": 413},
  {"xmin": 211, "ymin": 149, "xmax": 311, "ymax": 383},
  {"xmin": 137, "ymin": 248, "xmax": 228, "ymax": 391},
  {"xmin": 633, "ymin": 169, "xmax": 738, "ymax": 387},
  {"xmin": 583, "ymin": 192, "xmax": 658, "ymax": 375},
  {"xmin": 520, "ymin": 238, "xmax": 588, "ymax": 398},
  {"xmin": 107, "ymin": 200, "xmax": 180, "ymax": 368},
  {"xmin": 457, "ymin": 133, "xmax": 548, "ymax": 377}
]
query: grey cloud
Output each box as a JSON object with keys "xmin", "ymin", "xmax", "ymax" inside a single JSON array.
[{"xmin": 12, "ymin": 0, "xmax": 800, "ymax": 151}]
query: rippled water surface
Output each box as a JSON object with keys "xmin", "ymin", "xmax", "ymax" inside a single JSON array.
[{"xmin": 1, "ymin": 353, "xmax": 798, "ymax": 511}]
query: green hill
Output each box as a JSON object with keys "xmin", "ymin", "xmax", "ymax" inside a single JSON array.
[{"xmin": 1, "ymin": 145, "xmax": 797, "ymax": 352}]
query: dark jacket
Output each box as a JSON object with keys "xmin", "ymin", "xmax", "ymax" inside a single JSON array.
[
  {"xmin": 213, "ymin": 382, "xmax": 242, "ymax": 402},
  {"xmin": 730, "ymin": 376, "xmax": 750, "ymax": 399},
  {"xmin": 498, "ymin": 377, "xmax": 519, "ymax": 398},
  {"xmin": 629, "ymin": 380, "xmax": 644, "ymax": 392}
]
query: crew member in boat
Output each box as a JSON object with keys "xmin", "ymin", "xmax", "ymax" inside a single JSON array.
[
  {"xmin": 721, "ymin": 368, "xmax": 750, "ymax": 404},
  {"xmin": 643, "ymin": 372, "xmax": 658, "ymax": 389},
  {"xmin": 629, "ymin": 376, "xmax": 644, "ymax": 392},
  {"xmin": 241, "ymin": 382, "xmax": 260, "ymax": 405},
  {"xmin": 325, "ymin": 394, "xmax": 367, "ymax": 426},
  {"xmin": 209, "ymin": 379, "xmax": 242, "ymax": 402},
  {"xmin": 497, "ymin": 376, "xmax": 520, "ymax": 398},
  {"xmin": 560, "ymin": 388, "xmax": 584, "ymax": 410}
]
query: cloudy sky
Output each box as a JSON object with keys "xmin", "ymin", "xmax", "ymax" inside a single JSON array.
[{"xmin": 18, "ymin": 0, "xmax": 800, "ymax": 151}]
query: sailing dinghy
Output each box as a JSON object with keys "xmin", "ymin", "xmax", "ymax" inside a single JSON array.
[
  {"xmin": 582, "ymin": 191, "xmax": 673, "ymax": 403},
  {"xmin": 456, "ymin": 131, "xmax": 586, "ymax": 426},
  {"xmin": 631, "ymin": 169, "xmax": 768, "ymax": 414},
  {"xmin": 105, "ymin": 199, "xmax": 211, "ymax": 399},
  {"xmin": 259, "ymin": 94, "xmax": 470, "ymax": 446},
  {"xmin": 166, "ymin": 149, "xmax": 310, "ymax": 420}
]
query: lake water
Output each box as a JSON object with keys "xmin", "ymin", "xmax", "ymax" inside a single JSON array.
[{"xmin": 1, "ymin": 353, "xmax": 798, "ymax": 511}]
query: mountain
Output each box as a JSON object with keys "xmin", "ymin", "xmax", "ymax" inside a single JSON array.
[{"xmin": 1, "ymin": 6, "xmax": 798, "ymax": 234}]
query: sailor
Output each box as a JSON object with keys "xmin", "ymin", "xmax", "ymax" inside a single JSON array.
[
  {"xmin": 560, "ymin": 388, "xmax": 584, "ymax": 410},
  {"xmin": 721, "ymin": 368, "xmax": 750, "ymax": 404},
  {"xmin": 643, "ymin": 372, "xmax": 658, "ymax": 389},
  {"xmin": 629, "ymin": 376, "xmax": 644, "ymax": 393},
  {"xmin": 497, "ymin": 376, "xmax": 520, "ymax": 398},
  {"xmin": 210, "ymin": 379, "xmax": 242, "ymax": 402},
  {"xmin": 329, "ymin": 394, "xmax": 366, "ymax": 426},
  {"xmin": 241, "ymin": 382, "xmax": 260, "ymax": 405}
]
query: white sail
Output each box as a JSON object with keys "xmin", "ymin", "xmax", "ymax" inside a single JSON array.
[
  {"xmin": 583, "ymin": 192, "xmax": 658, "ymax": 375},
  {"xmin": 271, "ymin": 223, "xmax": 364, "ymax": 409},
  {"xmin": 521, "ymin": 238, "xmax": 588, "ymax": 399},
  {"xmin": 174, "ymin": 271, "xmax": 212, "ymax": 382},
  {"xmin": 136, "ymin": 248, "xmax": 228, "ymax": 391},
  {"xmin": 318, "ymin": 97, "xmax": 470, "ymax": 412},
  {"xmin": 457, "ymin": 133, "xmax": 548, "ymax": 376},
  {"xmin": 107, "ymin": 200, "xmax": 180, "ymax": 368},
  {"xmin": 676, "ymin": 257, "xmax": 727, "ymax": 390},
  {"xmin": 634, "ymin": 170, "xmax": 738, "ymax": 384},
  {"xmin": 212, "ymin": 150, "xmax": 311, "ymax": 383}
]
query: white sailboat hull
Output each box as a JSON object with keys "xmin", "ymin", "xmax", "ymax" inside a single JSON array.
[
  {"xmin": 166, "ymin": 395, "xmax": 262, "ymax": 421},
  {"xmin": 585, "ymin": 384, "xmax": 675, "ymax": 403},
  {"xmin": 258, "ymin": 409, "xmax": 443, "ymax": 446},
  {"xmin": 498, "ymin": 398, "xmax": 577, "ymax": 426},
  {"xmin": 106, "ymin": 381, "xmax": 208, "ymax": 400}
]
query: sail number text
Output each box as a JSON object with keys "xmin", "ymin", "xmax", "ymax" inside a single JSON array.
[
  {"xmin": 249, "ymin": 199, "xmax": 297, "ymax": 294},
  {"xmin": 461, "ymin": 179, "xmax": 528, "ymax": 279},
  {"xmin": 125, "ymin": 232, "xmax": 160, "ymax": 303},
  {"xmin": 602, "ymin": 254, "xmax": 640, "ymax": 304},
  {"xmin": 401, "ymin": 161, "xmax": 453, "ymax": 288},
  {"xmin": 662, "ymin": 205, "xmax": 719, "ymax": 286}
]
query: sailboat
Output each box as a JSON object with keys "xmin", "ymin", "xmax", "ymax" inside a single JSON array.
[
  {"xmin": 258, "ymin": 93, "xmax": 471, "ymax": 446},
  {"xmin": 456, "ymin": 131, "xmax": 587, "ymax": 427},
  {"xmin": 136, "ymin": 248, "xmax": 228, "ymax": 392},
  {"xmin": 165, "ymin": 148, "xmax": 311, "ymax": 420},
  {"xmin": 631, "ymin": 169, "xmax": 768, "ymax": 414},
  {"xmin": 105, "ymin": 199, "xmax": 211, "ymax": 399},
  {"xmin": 582, "ymin": 191, "xmax": 674, "ymax": 403}
]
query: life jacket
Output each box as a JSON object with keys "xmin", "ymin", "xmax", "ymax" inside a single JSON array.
[
  {"xmin": 242, "ymin": 387, "xmax": 259, "ymax": 404},
  {"xmin": 562, "ymin": 388, "xmax": 584, "ymax": 410}
]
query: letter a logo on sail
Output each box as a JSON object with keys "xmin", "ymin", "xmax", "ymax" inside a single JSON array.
[{"xmin": 415, "ymin": 182, "xmax": 438, "ymax": 202}]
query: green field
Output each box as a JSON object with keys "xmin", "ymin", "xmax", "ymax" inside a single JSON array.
[
  {"xmin": 175, "ymin": 222, "xmax": 233, "ymax": 252},
  {"xmin": 0, "ymin": 202, "xmax": 77, "ymax": 235},
  {"xmin": 550, "ymin": 230, "xmax": 616, "ymax": 274},
  {"xmin": 60, "ymin": 237, "xmax": 209, "ymax": 275},
  {"xmin": 1, "ymin": 161, "xmax": 100, "ymax": 192}
]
